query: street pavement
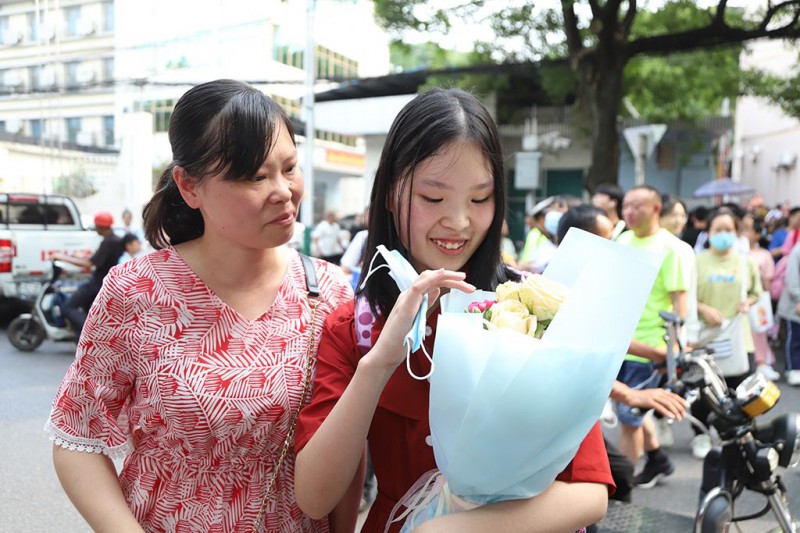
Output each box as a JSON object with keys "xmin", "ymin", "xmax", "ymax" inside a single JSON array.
[{"xmin": 1, "ymin": 328, "xmax": 799, "ymax": 532}]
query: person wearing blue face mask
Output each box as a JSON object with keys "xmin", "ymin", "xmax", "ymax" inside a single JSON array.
[{"xmin": 692, "ymin": 207, "xmax": 762, "ymax": 452}]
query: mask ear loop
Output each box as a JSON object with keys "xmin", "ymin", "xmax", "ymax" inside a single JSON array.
[
  {"xmin": 359, "ymin": 250, "xmax": 390, "ymax": 291},
  {"xmin": 406, "ymin": 301, "xmax": 435, "ymax": 381},
  {"xmin": 361, "ymin": 247, "xmax": 434, "ymax": 380},
  {"xmin": 410, "ymin": 341, "xmax": 435, "ymax": 381}
]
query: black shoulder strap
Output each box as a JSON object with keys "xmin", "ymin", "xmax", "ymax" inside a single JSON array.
[{"xmin": 299, "ymin": 254, "xmax": 320, "ymax": 297}]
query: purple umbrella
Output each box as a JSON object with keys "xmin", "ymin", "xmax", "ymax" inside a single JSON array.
[{"xmin": 693, "ymin": 178, "xmax": 756, "ymax": 198}]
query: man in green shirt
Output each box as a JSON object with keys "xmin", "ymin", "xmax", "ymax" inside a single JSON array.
[{"xmin": 616, "ymin": 185, "xmax": 688, "ymax": 489}]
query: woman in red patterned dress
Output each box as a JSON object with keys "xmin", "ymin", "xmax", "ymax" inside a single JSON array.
[{"xmin": 46, "ymin": 80, "xmax": 354, "ymax": 532}]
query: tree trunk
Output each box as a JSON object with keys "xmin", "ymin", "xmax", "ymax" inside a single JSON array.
[{"xmin": 584, "ymin": 63, "xmax": 625, "ymax": 194}]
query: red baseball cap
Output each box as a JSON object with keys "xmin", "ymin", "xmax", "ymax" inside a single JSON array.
[{"xmin": 93, "ymin": 211, "xmax": 114, "ymax": 228}]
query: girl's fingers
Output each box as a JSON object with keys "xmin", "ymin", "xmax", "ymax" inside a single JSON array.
[{"xmin": 410, "ymin": 269, "xmax": 475, "ymax": 294}]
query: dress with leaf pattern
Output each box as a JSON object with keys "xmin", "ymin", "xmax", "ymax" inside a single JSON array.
[{"xmin": 46, "ymin": 247, "xmax": 353, "ymax": 532}]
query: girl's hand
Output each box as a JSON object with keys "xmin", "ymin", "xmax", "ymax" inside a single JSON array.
[
  {"xmin": 626, "ymin": 388, "xmax": 688, "ymax": 421},
  {"xmin": 368, "ymin": 269, "xmax": 475, "ymax": 372},
  {"xmin": 738, "ymin": 300, "xmax": 752, "ymax": 314},
  {"xmin": 700, "ymin": 305, "xmax": 723, "ymax": 327}
]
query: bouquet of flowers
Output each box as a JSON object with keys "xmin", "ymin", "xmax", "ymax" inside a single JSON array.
[
  {"xmin": 388, "ymin": 228, "xmax": 663, "ymax": 532},
  {"xmin": 466, "ymin": 274, "xmax": 569, "ymax": 338}
]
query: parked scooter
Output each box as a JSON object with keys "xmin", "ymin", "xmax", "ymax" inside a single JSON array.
[
  {"xmin": 660, "ymin": 311, "xmax": 799, "ymax": 533},
  {"xmin": 7, "ymin": 260, "xmax": 80, "ymax": 351}
]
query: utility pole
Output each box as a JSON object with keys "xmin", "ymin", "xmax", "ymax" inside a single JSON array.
[{"xmin": 300, "ymin": 0, "xmax": 315, "ymax": 229}]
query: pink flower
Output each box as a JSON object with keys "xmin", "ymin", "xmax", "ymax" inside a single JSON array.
[{"xmin": 467, "ymin": 300, "xmax": 496, "ymax": 313}]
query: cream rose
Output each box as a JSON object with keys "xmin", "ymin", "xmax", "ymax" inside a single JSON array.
[
  {"xmin": 495, "ymin": 281, "xmax": 522, "ymax": 304},
  {"xmin": 518, "ymin": 275, "xmax": 569, "ymax": 321},
  {"xmin": 489, "ymin": 299, "xmax": 538, "ymax": 336}
]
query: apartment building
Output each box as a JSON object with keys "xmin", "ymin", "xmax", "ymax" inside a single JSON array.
[
  {"xmin": 0, "ymin": 0, "xmax": 389, "ymax": 220},
  {"xmin": 0, "ymin": 0, "xmax": 115, "ymax": 146}
]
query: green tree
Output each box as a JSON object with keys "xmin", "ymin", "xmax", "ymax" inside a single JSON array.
[
  {"xmin": 374, "ymin": 0, "xmax": 800, "ymax": 192},
  {"xmin": 742, "ymin": 54, "xmax": 800, "ymax": 119}
]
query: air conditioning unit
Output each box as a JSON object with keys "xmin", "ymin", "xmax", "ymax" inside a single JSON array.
[
  {"xmin": 76, "ymin": 131, "xmax": 95, "ymax": 145},
  {"xmin": 5, "ymin": 118, "xmax": 23, "ymax": 133},
  {"xmin": 40, "ymin": 21, "xmax": 56, "ymax": 41},
  {"xmin": 2, "ymin": 30, "xmax": 23, "ymax": 46},
  {"xmin": 76, "ymin": 19, "xmax": 95, "ymax": 36},
  {"xmin": 76, "ymin": 65, "xmax": 95, "ymax": 83},
  {"xmin": 39, "ymin": 67, "xmax": 57, "ymax": 88},
  {"xmin": 778, "ymin": 151, "xmax": 797, "ymax": 169},
  {"xmin": 2, "ymin": 71, "xmax": 24, "ymax": 88}
]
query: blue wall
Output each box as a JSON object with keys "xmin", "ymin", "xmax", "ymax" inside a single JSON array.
[{"xmin": 617, "ymin": 128, "xmax": 717, "ymax": 203}]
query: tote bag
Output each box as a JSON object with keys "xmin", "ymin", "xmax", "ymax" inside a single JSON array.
[
  {"xmin": 697, "ymin": 315, "xmax": 750, "ymax": 376},
  {"xmin": 748, "ymin": 292, "xmax": 774, "ymax": 333}
]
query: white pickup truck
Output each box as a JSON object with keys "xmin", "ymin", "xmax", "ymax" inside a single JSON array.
[{"xmin": 0, "ymin": 193, "xmax": 100, "ymax": 309}]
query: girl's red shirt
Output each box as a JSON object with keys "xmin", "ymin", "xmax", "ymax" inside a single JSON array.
[{"xmin": 296, "ymin": 301, "xmax": 614, "ymax": 533}]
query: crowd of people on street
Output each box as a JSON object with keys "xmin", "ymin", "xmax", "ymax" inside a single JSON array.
[
  {"xmin": 40, "ymin": 78, "xmax": 800, "ymax": 533},
  {"xmin": 503, "ymin": 183, "xmax": 800, "ymax": 503}
]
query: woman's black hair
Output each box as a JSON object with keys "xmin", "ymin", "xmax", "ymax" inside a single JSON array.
[
  {"xmin": 122, "ymin": 232, "xmax": 140, "ymax": 247},
  {"xmin": 660, "ymin": 194, "xmax": 687, "ymax": 218},
  {"xmin": 707, "ymin": 207, "xmax": 742, "ymax": 234},
  {"xmin": 556, "ymin": 204, "xmax": 607, "ymax": 244},
  {"xmin": 594, "ymin": 184, "xmax": 624, "ymax": 220},
  {"xmin": 361, "ymin": 88, "xmax": 508, "ymax": 317},
  {"xmin": 142, "ymin": 79, "xmax": 295, "ymax": 248}
]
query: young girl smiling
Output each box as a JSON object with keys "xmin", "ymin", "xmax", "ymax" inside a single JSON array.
[{"xmin": 294, "ymin": 89, "xmax": 613, "ymax": 532}]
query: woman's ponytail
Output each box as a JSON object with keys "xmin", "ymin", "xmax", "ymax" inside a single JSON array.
[{"xmin": 142, "ymin": 163, "xmax": 204, "ymax": 249}]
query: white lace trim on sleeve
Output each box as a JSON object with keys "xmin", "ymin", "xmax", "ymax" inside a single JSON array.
[{"xmin": 44, "ymin": 419, "xmax": 132, "ymax": 460}]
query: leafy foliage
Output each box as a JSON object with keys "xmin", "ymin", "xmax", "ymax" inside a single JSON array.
[
  {"xmin": 373, "ymin": 0, "xmax": 800, "ymax": 190},
  {"xmin": 742, "ymin": 59, "xmax": 800, "ymax": 119},
  {"xmin": 53, "ymin": 168, "xmax": 97, "ymax": 199}
]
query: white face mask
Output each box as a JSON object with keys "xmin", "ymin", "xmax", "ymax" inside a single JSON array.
[
  {"xmin": 360, "ymin": 245, "xmax": 433, "ymax": 380},
  {"xmin": 544, "ymin": 210, "xmax": 563, "ymax": 237}
]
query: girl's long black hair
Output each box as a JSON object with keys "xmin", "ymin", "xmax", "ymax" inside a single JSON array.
[{"xmin": 361, "ymin": 88, "xmax": 513, "ymax": 317}]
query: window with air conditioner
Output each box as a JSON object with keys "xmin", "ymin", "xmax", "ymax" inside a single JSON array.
[
  {"xmin": 76, "ymin": 131, "xmax": 94, "ymax": 145},
  {"xmin": 76, "ymin": 18, "xmax": 95, "ymax": 36},
  {"xmin": 76, "ymin": 65, "xmax": 95, "ymax": 84},
  {"xmin": 5, "ymin": 118, "xmax": 22, "ymax": 133},
  {"xmin": 40, "ymin": 67, "xmax": 57, "ymax": 88},
  {"xmin": 2, "ymin": 71, "xmax": 23, "ymax": 88},
  {"xmin": 0, "ymin": 17, "xmax": 21, "ymax": 46}
]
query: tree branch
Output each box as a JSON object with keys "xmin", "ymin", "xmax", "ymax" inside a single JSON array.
[
  {"xmin": 607, "ymin": 0, "xmax": 624, "ymax": 20},
  {"xmin": 587, "ymin": 0, "xmax": 601, "ymax": 20},
  {"xmin": 760, "ymin": 0, "xmax": 800, "ymax": 30},
  {"xmin": 630, "ymin": 10, "xmax": 800, "ymax": 57},
  {"xmin": 561, "ymin": 0, "xmax": 584, "ymax": 56},
  {"xmin": 714, "ymin": 0, "xmax": 729, "ymax": 26},
  {"xmin": 621, "ymin": 0, "xmax": 638, "ymax": 37}
]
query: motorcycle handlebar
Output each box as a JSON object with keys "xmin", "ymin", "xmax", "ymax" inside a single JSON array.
[{"xmin": 660, "ymin": 310, "xmax": 740, "ymax": 422}]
